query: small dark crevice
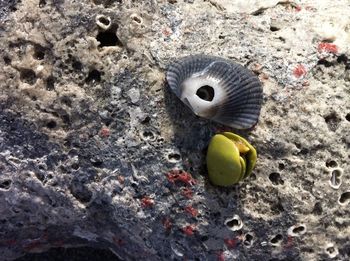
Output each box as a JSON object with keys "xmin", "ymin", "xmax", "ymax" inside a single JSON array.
[
  {"xmin": 46, "ymin": 76, "xmax": 55, "ymax": 91},
  {"xmin": 46, "ymin": 120, "xmax": 57, "ymax": 129},
  {"xmin": 312, "ymin": 202, "xmax": 323, "ymax": 215},
  {"xmin": 20, "ymin": 68, "xmax": 37, "ymax": 85},
  {"xmin": 345, "ymin": 113, "xmax": 350, "ymax": 122},
  {"xmin": 0, "ymin": 179, "xmax": 12, "ymax": 190},
  {"xmin": 33, "ymin": 44, "xmax": 45, "ymax": 60},
  {"xmin": 98, "ymin": 16, "xmax": 111, "ymax": 27},
  {"xmin": 167, "ymin": 153, "xmax": 181, "ymax": 161},
  {"xmin": 269, "ymin": 172, "xmax": 284, "ymax": 185},
  {"xmin": 96, "ymin": 29, "xmax": 123, "ymax": 47},
  {"xmin": 324, "ymin": 112, "xmax": 341, "ymax": 132},
  {"xmin": 72, "ymin": 60, "xmax": 83, "ymax": 71},
  {"xmin": 39, "ymin": 0, "xmax": 46, "ymax": 7},
  {"xmin": 292, "ymin": 225, "xmax": 305, "ymax": 234},
  {"xmin": 270, "ymin": 234, "xmax": 283, "ymax": 244},
  {"xmin": 270, "ymin": 26, "xmax": 280, "ymax": 32},
  {"xmin": 317, "ymin": 59, "xmax": 333, "ymax": 67},
  {"xmin": 339, "ymin": 192, "xmax": 350, "ymax": 204},
  {"xmin": 86, "ymin": 69, "xmax": 101, "ymax": 83},
  {"xmin": 243, "ymin": 233, "xmax": 254, "ymax": 246},
  {"xmin": 325, "ymin": 160, "xmax": 337, "ymax": 168},
  {"xmin": 3, "ymin": 56, "xmax": 11, "ymax": 65}
]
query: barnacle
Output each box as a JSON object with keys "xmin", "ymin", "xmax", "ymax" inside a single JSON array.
[
  {"xmin": 167, "ymin": 54, "xmax": 263, "ymax": 129},
  {"xmin": 206, "ymin": 132, "xmax": 257, "ymax": 186}
]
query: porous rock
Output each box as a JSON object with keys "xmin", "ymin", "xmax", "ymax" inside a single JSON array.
[{"xmin": 0, "ymin": 0, "xmax": 349, "ymax": 260}]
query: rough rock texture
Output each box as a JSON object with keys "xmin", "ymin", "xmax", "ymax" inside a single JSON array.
[{"xmin": 0, "ymin": 0, "xmax": 349, "ymax": 260}]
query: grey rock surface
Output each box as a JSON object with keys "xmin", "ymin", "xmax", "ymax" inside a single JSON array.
[{"xmin": 0, "ymin": 0, "xmax": 349, "ymax": 260}]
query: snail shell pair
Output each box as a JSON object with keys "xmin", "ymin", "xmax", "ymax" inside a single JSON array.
[{"xmin": 166, "ymin": 55, "xmax": 262, "ymax": 186}]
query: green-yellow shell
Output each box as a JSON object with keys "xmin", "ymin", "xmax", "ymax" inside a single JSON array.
[{"xmin": 206, "ymin": 132, "xmax": 257, "ymax": 186}]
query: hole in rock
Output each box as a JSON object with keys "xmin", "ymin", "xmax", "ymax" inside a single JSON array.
[
  {"xmin": 72, "ymin": 60, "xmax": 83, "ymax": 71},
  {"xmin": 196, "ymin": 85, "xmax": 214, "ymax": 101},
  {"xmin": 20, "ymin": 69, "xmax": 37, "ymax": 85},
  {"xmin": 96, "ymin": 30, "xmax": 122, "ymax": 47},
  {"xmin": 86, "ymin": 69, "xmax": 101, "ymax": 83},
  {"xmin": 270, "ymin": 26, "xmax": 280, "ymax": 32},
  {"xmin": 91, "ymin": 158, "xmax": 103, "ymax": 168},
  {"xmin": 70, "ymin": 183, "xmax": 93, "ymax": 203},
  {"xmin": 39, "ymin": 0, "xmax": 46, "ymax": 7},
  {"xmin": 132, "ymin": 15, "xmax": 142, "ymax": 24},
  {"xmin": 271, "ymin": 202, "xmax": 284, "ymax": 214},
  {"xmin": 61, "ymin": 96, "xmax": 72, "ymax": 107},
  {"xmin": 337, "ymin": 54, "xmax": 348, "ymax": 64},
  {"xmin": 3, "ymin": 56, "xmax": 11, "ymax": 64},
  {"xmin": 270, "ymin": 234, "xmax": 283, "ymax": 245},
  {"xmin": 226, "ymin": 219, "xmax": 238, "ymax": 228},
  {"xmin": 98, "ymin": 16, "xmax": 110, "ymax": 26},
  {"xmin": 339, "ymin": 191, "xmax": 350, "ymax": 205},
  {"xmin": 225, "ymin": 216, "xmax": 243, "ymax": 231},
  {"xmin": 292, "ymin": 225, "xmax": 305, "ymax": 234},
  {"xmin": 71, "ymin": 163, "xmax": 80, "ymax": 170},
  {"xmin": 201, "ymin": 235, "xmax": 209, "ymax": 241},
  {"xmin": 278, "ymin": 162, "xmax": 285, "ymax": 170},
  {"xmin": 243, "ymin": 233, "xmax": 253, "ymax": 246},
  {"xmin": 326, "ymin": 246, "xmax": 336, "ymax": 254},
  {"xmin": 33, "ymin": 44, "xmax": 45, "ymax": 60},
  {"xmin": 46, "ymin": 120, "xmax": 57, "ymax": 129},
  {"xmin": 46, "ymin": 76, "xmax": 55, "ymax": 90},
  {"xmin": 142, "ymin": 131, "xmax": 155, "ymax": 140},
  {"xmin": 93, "ymin": 0, "xmax": 122, "ymax": 6},
  {"xmin": 167, "ymin": 153, "xmax": 181, "ymax": 161},
  {"xmin": 312, "ymin": 202, "xmax": 323, "ymax": 215},
  {"xmin": 326, "ymin": 160, "xmax": 337, "ymax": 168},
  {"xmin": 346, "ymin": 113, "xmax": 350, "ymax": 122},
  {"xmin": 141, "ymin": 116, "xmax": 151, "ymax": 124},
  {"xmin": 0, "ymin": 179, "xmax": 12, "ymax": 190},
  {"xmin": 330, "ymin": 169, "xmax": 342, "ymax": 188},
  {"xmin": 269, "ymin": 172, "xmax": 284, "ymax": 185},
  {"xmin": 317, "ymin": 59, "xmax": 333, "ymax": 67},
  {"xmin": 324, "ymin": 112, "xmax": 341, "ymax": 132}
]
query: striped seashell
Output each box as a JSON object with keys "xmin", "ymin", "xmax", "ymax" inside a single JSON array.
[{"xmin": 166, "ymin": 54, "xmax": 263, "ymax": 129}]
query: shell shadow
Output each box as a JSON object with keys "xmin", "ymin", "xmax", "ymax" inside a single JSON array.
[{"xmin": 163, "ymin": 82, "xmax": 215, "ymax": 152}]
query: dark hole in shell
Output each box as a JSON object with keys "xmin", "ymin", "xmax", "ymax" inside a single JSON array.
[{"xmin": 196, "ymin": 85, "xmax": 214, "ymax": 101}]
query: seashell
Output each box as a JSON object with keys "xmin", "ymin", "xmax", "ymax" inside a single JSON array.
[
  {"xmin": 166, "ymin": 54, "xmax": 263, "ymax": 129},
  {"xmin": 206, "ymin": 132, "xmax": 257, "ymax": 186}
]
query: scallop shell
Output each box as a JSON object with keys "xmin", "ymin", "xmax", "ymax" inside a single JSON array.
[{"xmin": 166, "ymin": 55, "xmax": 263, "ymax": 129}]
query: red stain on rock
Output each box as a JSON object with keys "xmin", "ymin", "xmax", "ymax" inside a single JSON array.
[
  {"xmin": 184, "ymin": 205, "xmax": 198, "ymax": 217},
  {"xmin": 318, "ymin": 42, "xmax": 338, "ymax": 54},
  {"xmin": 217, "ymin": 251, "xmax": 225, "ymax": 261},
  {"xmin": 182, "ymin": 187, "xmax": 193, "ymax": 199},
  {"xmin": 293, "ymin": 64, "xmax": 307, "ymax": 78},
  {"xmin": 224, "ymin": 238, "xmax": 237, "ymax": 249},
  {"xmin": 141, "ymin": 196, "xmax": 154, "ymax": 208},
  {"xmin": 166, "ymin": 169, "xmax": 196, "ymax": 186},
  {"xmin": 284, "ymin": 235, "xmax": 294, "ymax": 249},
  {"xmin": 162, "ymin": 28, "xmax": 172, "ymax": 37},
  {"xmin": 22, "ymin": 240, "xmax": 42, "ymax": 252},
  {"xmin": 162, "ymin": 217, "xmax": 172, "ymax": 231},
  {"xmin": 100, "ymin": 127, "xmax": 110, "ymax": 137},
  {"xmin": 182, "ymin": 225, "xmax": 195, "ymax": 236}
]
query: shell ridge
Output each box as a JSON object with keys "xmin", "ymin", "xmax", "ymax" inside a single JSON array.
[{"xmin": 166, "ymin": 54, "xmax": 263, "ymax": 129}]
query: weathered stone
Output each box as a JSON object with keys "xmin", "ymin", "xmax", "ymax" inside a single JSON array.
[{"xmin": 0, "ymin": 0, "xmax": 349, "ymax": 260}]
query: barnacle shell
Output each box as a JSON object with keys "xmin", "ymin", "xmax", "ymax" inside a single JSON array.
[
  {"xmin": 206, "ymin": 132, "xmax": 257, "ymax": 186},
  {"xmin": 167, "ymin": 55, "xmax": 263, "ymax": 129}
]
